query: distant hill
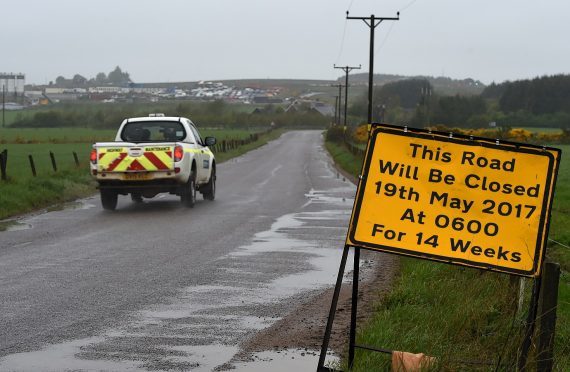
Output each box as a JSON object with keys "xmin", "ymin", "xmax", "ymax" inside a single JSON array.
[
  {"xmin": 343, "ymin": 73, "xmax": 486, "ymax": 96},
  {"xmin": 29, "ymin": 74, "xmax": 484, "ymax": 99}
]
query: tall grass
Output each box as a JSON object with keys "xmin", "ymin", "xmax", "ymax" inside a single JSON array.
[
  {"xmin": 351, "ymin": 260, "xmax": 526, "ymax": 371},
  {"xmin": 326, "ymin": 139, "xmax": 569, "ymax": 371}
]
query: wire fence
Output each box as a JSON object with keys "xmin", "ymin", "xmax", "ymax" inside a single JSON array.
[{"xmin": 0, "ymin": 129, "xmax": 273, "ymax": 181}]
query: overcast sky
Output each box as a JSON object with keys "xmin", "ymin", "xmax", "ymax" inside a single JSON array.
[{"xmin": 2, "ymin": 0, "xmax": 568, "ymax": 85}]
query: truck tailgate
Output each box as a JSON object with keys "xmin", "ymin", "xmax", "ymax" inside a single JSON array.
[{"xmin": 95, "ymin": 143, "xmax": 175, "ymax": 173}]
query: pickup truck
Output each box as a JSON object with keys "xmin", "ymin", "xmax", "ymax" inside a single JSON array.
[{"xmin": 90, "ymin": 114, "xmax": 216, "ymax": 210}]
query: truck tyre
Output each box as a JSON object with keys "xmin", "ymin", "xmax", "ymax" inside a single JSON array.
[
  {"xmin": 181, "ymin": 170, "xmax": 196, "ymax": 208},
  {"xmin": 131, "ymin": 193, "xmax": 143, "ymax": 203},
  {"xmin": 101, "ymin": 190, "xmax": 118, "ymax": 211},
  {"xmin": 202, "ymin": 167, "xmax": 216, "ymax": 201}
]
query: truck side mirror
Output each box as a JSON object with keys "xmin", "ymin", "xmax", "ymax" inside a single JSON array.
[{"xmin": 204, "ymin": 137, "xmax": 216, "ymax": 146}]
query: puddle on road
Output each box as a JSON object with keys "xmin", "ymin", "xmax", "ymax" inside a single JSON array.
[
  {"xmin": 43, "ymin": 199, "xmax": 97, "ymax": 213},
  {"xmin": 0, "ymin": 337, "xmax": 139, "ymax": 371},
  {"xmin": 0, "ymin": 198, "xmax": 96, "ymax": 234},
  {"xmin": 0, "ymin": 220, "xmax": 32, "ymax": 232},
  {"xmin": 232, "ymin": 349, "xmax": 339, "ymax": 372},
  {"xmin": 0, "ymin": 180, "xmax": 356, "ymax": 370}
]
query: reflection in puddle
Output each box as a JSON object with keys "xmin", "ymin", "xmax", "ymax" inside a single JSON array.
[
  {"xmin": 0, "ymin": 220, "xmax": 32, "ymax": 232},
  {"xmin": 232, "ymin": 349, "xmax": 339, "ymax": 372},
  {"xmin": 0, "ymin": 198, "xmax": 96, "ymax": 233},
  {"xmin": 0, "ymin": 162, "xmax": 355, "ymax": 371},
  {"xmin": 0, "ymin": 337, "xmax": 139, "ymax": 371}
]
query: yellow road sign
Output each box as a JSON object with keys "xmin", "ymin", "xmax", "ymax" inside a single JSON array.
[{"xmin": 346, "ymin": 124, "xmax": 561, "ymax": 277}]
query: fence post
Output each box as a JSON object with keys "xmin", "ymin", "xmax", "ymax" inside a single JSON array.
[
  {"xmin": 537, "ymin": 262, "xmax": 561, "ymax": 372},
  {"xmin": 29, "ymin": 155, "xmax": 37, "ymax": 177},
  {"xmin": 73, "ymin": 151, "xmax": 80, "ymax": 167},
  {"xmin": 222, "ymin": 140, "xmax": 227, "ymax": 153},
  {"xmin": 49, "ymin": 151, "xmax": 57, "ymax": 172},
  {"xmin": 0, "ymin": 149, "xmax": 7, "ymax": 180}
]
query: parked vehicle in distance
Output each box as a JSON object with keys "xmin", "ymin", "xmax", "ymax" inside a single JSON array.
[{"xmin": 90, "ymin": 114, "xmax": 216, "ymax": 210}]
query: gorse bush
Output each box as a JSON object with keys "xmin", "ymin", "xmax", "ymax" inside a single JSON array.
[{"xmin": 346, "ymin": 124, "xmax": 570, "ymax": 145}]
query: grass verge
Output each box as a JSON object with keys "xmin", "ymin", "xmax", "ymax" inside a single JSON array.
[
  {"xmin": 325, "ymin": 139, "xmax": 569, "ymax": 371},
  {"xmin": 0, "ymin": 129, "xmax": 284, "ymax": 221}
]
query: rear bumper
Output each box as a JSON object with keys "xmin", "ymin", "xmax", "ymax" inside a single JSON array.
[{"xmin": 97, "ymin": 179, "xmax": 183, "ymax": 195}]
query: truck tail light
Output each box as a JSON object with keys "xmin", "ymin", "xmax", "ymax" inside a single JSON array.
[
  {"xmin": 174, "ymin": 145, "xmax": 184, "ymax": 162},
  {"xmin": 90, "ymin": 149, "xmax": 98, "ymax": 164}
]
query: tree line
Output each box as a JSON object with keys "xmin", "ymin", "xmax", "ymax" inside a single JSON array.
[
  {"xmin": 52, "ymin": 66, "xmax": 132, "ymax": 88},
  {"xmin": 9, "ymin": 100, "xmax": 329, "ymax": 129},
  {"xmin": 348, "ymin": 74, "xmax": 570, "ymax": 130}
]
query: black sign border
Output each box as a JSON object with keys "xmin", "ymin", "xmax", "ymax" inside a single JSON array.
[{"xmin": 347, "ymin": 123, "xmax": 561, "ymax": 277}]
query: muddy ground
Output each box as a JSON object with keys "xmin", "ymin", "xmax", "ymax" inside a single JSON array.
[{"xmin": 241, "ymin": 251, "xmax": 398, "ymax": 355}]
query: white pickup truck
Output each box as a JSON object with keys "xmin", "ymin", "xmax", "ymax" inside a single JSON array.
[{"xmin": 90, "ymin": 114, "xmax": 216, "ymax": 210}]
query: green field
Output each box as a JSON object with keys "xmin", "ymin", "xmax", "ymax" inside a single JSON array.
[
  {"xmin": 0, "ymin": 127, "xmax": 116, "ymax": 144},
  {"xmin": 326, "ymin": 140, "xmax": 569, "ymax": 371},
  {"xmin": 0, "ymin": 128, "xmax": 280, "ymax": 220},
  {"xmin": 0, "ymin": 127, "xmax": 266, "ymax": 144},
  {"xmin": 0, "ymin": 143, "xmax": 91, "ymax": 178},
  {"xmin": 0, "ymin": 109, "xmax": 40, "ymax": 126}
]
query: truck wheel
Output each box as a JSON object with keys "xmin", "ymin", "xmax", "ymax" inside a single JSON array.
[
  {"xmin": 202, "ymin": 167, "xmax": 216, "ymax": 201},
  {"xmin": 101, "ymin": 190, "xmax": 118, "ymax": 211},
  {"xmin": 131, "ymin": 193, "xmax": 143, "ymax": 203},
  {"xmin": 181, "ymin": 171, "xmax": 196, "ymax": 208}
]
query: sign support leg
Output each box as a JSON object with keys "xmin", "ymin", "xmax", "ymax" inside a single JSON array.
[
  {"xmin": 518, "ymin": 276, "xmax": 542, "ymax": 371},
  {"xmin": 318, "ymin": 245, "xmax": 350, "ymax": 371},
  {"xmin": 348, "ymin": 247, "xmax": 360, "ymax": 368},
  {"xmin": 537, "ymin": 262, "xmax": 561, "ymax": 372}
]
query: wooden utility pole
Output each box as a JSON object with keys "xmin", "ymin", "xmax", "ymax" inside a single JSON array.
[
  {"xmin": 334, "ymin": 64, "xmax": 361, "ymax": 127},
  {"xmin": 346, "ymin": 11, "xmax": 399, "ymax": 124},
  {"xmin": 2, "ymin": 84, "xmax": 5, "ymax": 128},
  {"xmin": 331, "ymin": 84, "xmax": 343, "ymax": 125},
  {"xmin": 344, "ymin": 11, "xmax": 399, "ymax": 369}
]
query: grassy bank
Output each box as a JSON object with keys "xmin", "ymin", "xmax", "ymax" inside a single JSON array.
[
  {"xmin": 0, "ymin": 128, "xmax": 282, "ymax": 221},
  {"xmin": 326, "ymin": 139, "xmax": 569, "ymax": 371}
]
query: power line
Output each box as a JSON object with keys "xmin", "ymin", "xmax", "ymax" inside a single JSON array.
[
  {"xmin": 335, "ymin": 0, "xmax": 359, "ymax": 66},
  {"xmin": 373, "ymin": 0, "xmax": 421, "ymax": 56},
  {"xmin": 374, "ymin": 21, "xmax": 396, "ymax": 56},
  {"xmin": 348, "ymin": 0, "xmax": 357, "ymax": 12},
  {"xmin": 400, "ymin": 0, "xmax": 419, "ymax": 12},
  {"xmin": 335, "ymin": 20, "xmax": 349, "ymax": 64}
]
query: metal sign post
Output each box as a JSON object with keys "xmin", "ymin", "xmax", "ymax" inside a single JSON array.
[{"xmin": 317, "ymin": 124, "xmax": 561, "ymax": 371}]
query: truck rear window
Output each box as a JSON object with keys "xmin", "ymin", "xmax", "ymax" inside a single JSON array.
[{"xmin": 121, "ymin": 121, "xmax": 186, "ymax": 142}]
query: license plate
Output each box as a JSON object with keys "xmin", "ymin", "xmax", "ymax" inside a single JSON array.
[{"xmin": 123, "ymin": 172, "xmax": 152, "ymax": 181}]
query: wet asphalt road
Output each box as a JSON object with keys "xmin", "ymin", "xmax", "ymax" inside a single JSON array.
[{"xmin": 0, "ymin": 131, "xmax": 356, "ymax": 371}]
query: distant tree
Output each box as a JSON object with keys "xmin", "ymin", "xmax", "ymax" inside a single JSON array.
[
  {"xmin": 108, "ymin": 66, "xmax": 132, "ymax": 86},
  {"xmin": 481, "ymin": 82, "xmax": 508, "ymax": 100},
  {"xmin": 55, "ymin": 76, "xmax": 66, "ymax": 86},
  {"xmin": 375, "ymin": 79, "xmax": 431, "ymax": 109},
  {"xmin": 498, "ymin": 75, "xmax": 570, "ymax": 114},
  {"xmin": 95, "ymin": 72, "xmax": 108, "ymax": 84},
  {"xmin": 72, "ymin": 74, "xmax": 87, "ymax": 86},
  {"xmin": 430, "ymin": 95, "xmax": 487, "ymax": 127},
  {"xmin": 349, "ymin": 79, "xmax": 434, "ymax": 121}
]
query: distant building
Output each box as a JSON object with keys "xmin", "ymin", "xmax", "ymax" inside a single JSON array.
[
  {"xmin": 252, "ymin": 96, "xmax": 283, "ymax": 104},
  {"xmin": 311, "ymin": 103, "xmax": 335, "ymax": 117},
  {"xmin": 0, "ymin": 73, "xmax": 25, "ymax": 95},
  {"xmin": 285, "ymin": 99, "xmax": 334, "ymax": 117}
]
